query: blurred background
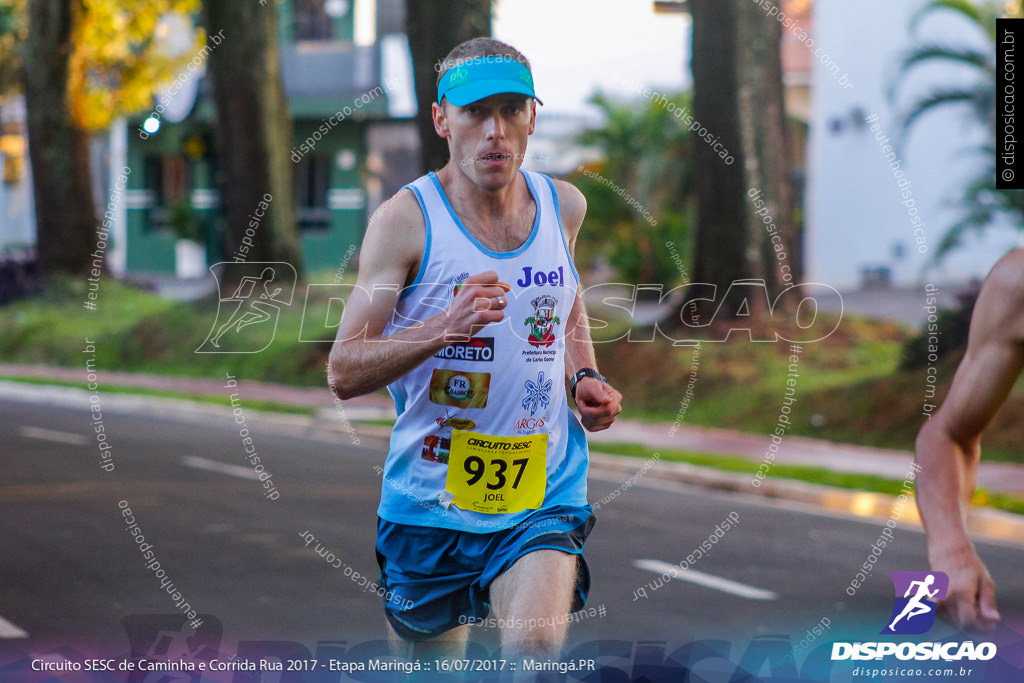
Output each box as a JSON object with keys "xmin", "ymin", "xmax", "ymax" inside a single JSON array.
[
  {"xmin": 1, "ymin": 0, "xmax": 1023, "ymax": 677},
  {"xmin": 3, "ymin": 0, "xmax": 1023, "ymax": 486}
]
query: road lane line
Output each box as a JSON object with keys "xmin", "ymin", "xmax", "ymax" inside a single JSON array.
[
  {"xmin": 633, "ymin": 559, "xmax": 778, "ymax": 601},
  {"xmin": 0, "ymin": 615, "xmax": 28, "ymax": 638},
  {"xmin": 181, "ymin": 455, "xmax": 260, "ymax": 481},
  {"xmin": 18, "ymin": 426, "xmax": 88, "ymax": 446}
]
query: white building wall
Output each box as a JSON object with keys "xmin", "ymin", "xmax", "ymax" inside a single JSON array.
[
  {"xmin": 808, "ymin": 0, "xmax": 1020, "ymax": 290},
  {"xmin": 0, "ymin": 97, "xmax": 35, "ymax": 254}
]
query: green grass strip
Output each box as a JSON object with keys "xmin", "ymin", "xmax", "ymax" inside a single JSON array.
[
  {"xmin": 0, "ymin": 376, "xmax": 315, "ymax": 417},
  {"xmin": 5, "ymin": 374, "xmax": 1021, "ymax": 517},
  {"xmin": 594, "ymin": 441, "xmax": 1024, "ymax": 516}
]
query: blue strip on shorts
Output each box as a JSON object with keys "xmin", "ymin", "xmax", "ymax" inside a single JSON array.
[{"xmin": 375, "ymin": 504, "xmax": 595, "ymax": 641}]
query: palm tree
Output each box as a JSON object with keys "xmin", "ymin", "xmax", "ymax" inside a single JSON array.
[
  {"xmin": 573, "ymin": 91, "xmax": 694, "ymax": 289},
  {"xmin": 892, "ymin": 0, "xmax": 1024, "ymax": 260}
]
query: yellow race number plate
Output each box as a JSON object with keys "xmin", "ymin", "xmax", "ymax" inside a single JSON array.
[{"xmin": 445, "ymin": 430, "xmax": 547, "ymax": 514}]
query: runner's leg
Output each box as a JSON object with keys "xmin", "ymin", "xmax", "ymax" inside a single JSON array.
[
  {"xmin": 489, "ymin": 549, "xmax": 577, "ymax": 658},
  {"xmin": 386, "ymin": 621, "xmax": 471, "ymax": 659}
]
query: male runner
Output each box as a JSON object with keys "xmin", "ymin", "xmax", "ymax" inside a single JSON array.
[
  {"xmin": 327, "ymin": 38, "xmax": 622, "ymax": 658},
  {"xmin": 915, "ymin": 247, "xmax": 1024, "ymax": 631}
]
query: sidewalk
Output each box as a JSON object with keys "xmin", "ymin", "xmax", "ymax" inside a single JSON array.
[
  {"xmin": 4, "ymin": 363, "xmax": 1022, "ymax": 497},
  {"xmin": 4, "ymin": 364, "xmax": 1023, "ymax": 545},
  {"xmin": 0, "ymin": 363, "xmax": 393, "ymax": 413},
  {"xmin": 588, "ymin": 418, "xmax": 1024, "ymax": 497}
]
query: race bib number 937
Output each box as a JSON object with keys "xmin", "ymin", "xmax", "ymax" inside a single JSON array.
[{"xmin": 444, "ymin": 430, "xmax": 547, "ymax": 514}]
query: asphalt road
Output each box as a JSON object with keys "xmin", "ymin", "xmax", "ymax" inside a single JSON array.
[{"xmin": 2, "ymin": 394, "xmax": 1023, "ymax": 677}]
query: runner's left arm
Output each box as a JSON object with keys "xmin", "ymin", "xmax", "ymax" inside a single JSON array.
[
  {"xmin": 554, "ymin": 180, "xmax": 622, "ymax": 432},
  {"xmin": 915, "ymin": 248, "xmax": 1024, "ymax": 631}
]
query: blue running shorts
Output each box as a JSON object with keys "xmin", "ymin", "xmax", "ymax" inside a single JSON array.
[{"xmin": 375, "ymin": 504, "xmax": 595, "ymax": 641}]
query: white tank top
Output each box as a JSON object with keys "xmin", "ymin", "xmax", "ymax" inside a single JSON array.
[{"xmin": 379, "ymin": 169, "xmax": 590, "ymax": 532}]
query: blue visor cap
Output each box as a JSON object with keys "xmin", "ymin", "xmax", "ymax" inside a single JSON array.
[{"xmin": 437, "ymin": 57, "xmax": 542, "ymax": 106}]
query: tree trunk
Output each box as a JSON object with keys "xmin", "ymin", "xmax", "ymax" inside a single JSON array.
[
  {"xmin": 203, "ymin": 0, "xmax": 300, "ymax": 280},
  {"xmin": 687, "ymin": 0, "xmax": 796, "ymax": 319},
  {"xmin": 736, "ymin": 0, "xmax": 798, "ymax": 296},
  {"xmin": 23, "ymin": 0, "xmax": 96, "ymax": 277},
  {"xmin": 689, "ymin": 0, "xmax": 757, "ymax": 316},
  {"xmin": 406, "ymin": 0, "xmax": 492, "ymax": 175}
]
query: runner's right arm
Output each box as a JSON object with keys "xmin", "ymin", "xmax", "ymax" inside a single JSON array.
[
  {"xmin": 554, "ymin": 179, "xmax": 622, "ymax": 432},
  {"xmin": 327, "ymin": 190, "xmax": 509, "ymax": 399},
  {"xmin": 915, "ymin": 249, "xmax": 1024, "ymax": 631}
]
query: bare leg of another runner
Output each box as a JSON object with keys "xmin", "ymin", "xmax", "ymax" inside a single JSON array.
[
  {"xmin": 387, "ymin": 622, "xmax": 471, "ymax": 660},
  {"xmin": 490, "ymin": 549, "xmax": 577, "ymax": 659}
]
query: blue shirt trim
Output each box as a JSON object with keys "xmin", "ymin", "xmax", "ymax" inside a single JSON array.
[
  {"xmin": 542, "ymin": 174, "xmax": 582, "ymax": 285},
  {"xmin": 401, "ymin": 185, "xmax": 432, "ymax": 299},
  {"xmin": 427, "ymin": 170, "xmax": 541, "ymax": 258}
]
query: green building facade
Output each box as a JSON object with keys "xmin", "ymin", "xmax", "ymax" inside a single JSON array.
[{"xmin": 122, "ymin": 0, "xmax": 415, "ymax": 277}]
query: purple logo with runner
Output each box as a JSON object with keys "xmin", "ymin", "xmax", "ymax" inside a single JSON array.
[{"xmin": 882, "ymin": 571, "xmax": 948, "ymax": 634}]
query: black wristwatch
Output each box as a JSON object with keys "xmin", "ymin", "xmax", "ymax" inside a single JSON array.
[{"xmin": 570, "ymin": 367, "xmax": 606, "ymax": 401}]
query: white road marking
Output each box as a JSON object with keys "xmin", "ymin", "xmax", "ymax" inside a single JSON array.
[
  {"xmin": 19, "ymin": 426, "xmax": 88, "ymax": 446},
  {"xmin": 182, "ymin": 455, "xmax": 260, "ymax": 481},
  {"xmin": 633, "ymin": 559, "xmax": 778, "ymax": 601},
  {"xmin": 0, "ymin": 615, "xmax": 28, "ymax": 638}
]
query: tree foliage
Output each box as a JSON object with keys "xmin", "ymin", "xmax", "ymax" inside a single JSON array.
[
  {"xmin": 899, "ymin": 285, "xmax": 979, "ymax": 369},
  {"xmin": 892, "ymin": 0, "xmax": 1024, "ymax": 261},
  {"xmin": 17, "ymin": 0, "xmax": 210, "ymax": 276},
  {"xmin": 6, "ymin": 0, "xmax": 204, "ymax": 119},
  {"xmin": 69, "ymin": 0, "xmax": 206, "ymax": 130},
  {"xmin": 572, "ymin": 91, "xmax": 694, "ymax": 288},
  {"xmin": 0, "ymin": 0, "xmax": 26, "ymax": 99}
]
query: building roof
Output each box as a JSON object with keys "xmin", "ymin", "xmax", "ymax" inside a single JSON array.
[
  {"xmin": 280, "ymin": 42, "xmax": 389, "ymax": 118},
  {"xmin": 164, "ymin": 40, "xmax": 398, "ymax": 123}
]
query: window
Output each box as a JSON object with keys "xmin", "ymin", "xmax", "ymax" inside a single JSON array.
[
  {"xmin": 145, "ymin": 155, "xmax": 190, "ymax": 207},
  {"xmin": 144, "ymin": 155, "xmax": 193, "ymax": 233},
  {"xmin": 295, "ymin": 154, "xmax": 331, "ymax": 230},
  {"xmin": 294, "ymin": 0, "xmax": 333, "ymax": 40}
]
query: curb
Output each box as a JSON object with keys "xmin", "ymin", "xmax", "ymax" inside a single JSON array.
[
  {"xmin": 4, "ymin": 379, "xmax": 1023, "ymax": 548},
  {"xmin": 0, "ymin": 380, "xmax": 396, "ymax": 444},
  {"xmin": 589, "ymin": 453, "xmax": 1024, "ymax": 548}
]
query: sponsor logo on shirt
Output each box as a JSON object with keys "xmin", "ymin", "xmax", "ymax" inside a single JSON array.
[
  {"xmin": 449, "ymin": 271, "xmax": 470, "ymax": 300},
  {"xmin": 513, "ymin": 416, "xmax": 547, "ymax": 431},
  {"xmin": 434, "ymin": 337, "xmax": 494, "ymax": 362},
  {"xmin": 521, "ymin": 371, "xmax": 553, "ymax": 416},
  {"xmin": 428, "ymin": 369, "xmax": 490, "ymax": 409},
  {"xmin": 435, "ymin": 414, "xmax": 477, "ymax": 431},
  {"xmin": 421, "ymin": 435, "xmax": 451, "ymax": 464},
  {"xmin": 512, "ymin": 415, "xmax": 547, "ymax": 435},
  {"xmin": 516, "ymin": 266, "xmax": 565, "ymax": 288},
  {"xmin": 523, "ymin": 295, "xmax": 560, "ymax": 348}
]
